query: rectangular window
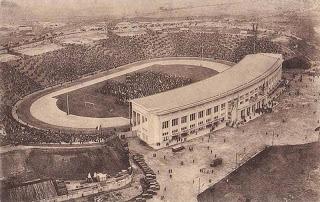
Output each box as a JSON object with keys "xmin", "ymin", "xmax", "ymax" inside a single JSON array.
[
  {"xmin": 181, "ymin": 116, "xmax": 187, "ymax": 123},
  {"xmin": 247, "ymin": 107, "xmax": 250, "ymax": 116},
  {"xmin": 214, "ymin": 106, "xmax": 219, "ymax": 113},
  {"xmin": 198, "ymin": 111, "xmax": 204, "ymax": 118},
  {"xmin": 172, "ymin": 118, "xmax": 179, "ymax": 126},
  {"xmin": 221, "ymin": 103, "xmax": 226, "ymax": 109},
  {"xmin": 190, "ymin": 113, "xmax": 196, "ymax": 121},
  {"xmin": 162, "ymin": 132, "xmax": 168, "ymax": 136},
  {"xmin": 137, "ymin": 113, "xmax": 140, "ymax": 125},
  {"xmin": 162, "ymin": 121, "xmax": 169, "ymax": 129},
  {"xmin": 133, "ymin": 111, "xmax": 137, "ymax": 126},
  {"xmin": 206, "ymin": 108, "xmax": 212, "ymax": 116},
  {"xmin": 241, "ymin": 110, "xmax": 245, "ymax": 118}
]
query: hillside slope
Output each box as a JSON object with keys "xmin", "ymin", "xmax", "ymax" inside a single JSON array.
[{"xmin": 198, "ymin": 142, "xmax": 320, "ymax": 202}]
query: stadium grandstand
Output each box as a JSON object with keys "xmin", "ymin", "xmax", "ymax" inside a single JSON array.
[{"xmin": 130, "ymin": 53, "xmax": 283, "ymax": 148}]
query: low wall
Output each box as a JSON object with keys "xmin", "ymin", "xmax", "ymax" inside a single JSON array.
[
  {"xmin": 39, "ymin": 174, "xmax": 132, "ymax": 202},
  {"xmin": 197, "ymin": 146, "xmax": 269, "ymax": 199}
]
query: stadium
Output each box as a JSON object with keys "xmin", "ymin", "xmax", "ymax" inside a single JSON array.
[
  {"xmin": 1, "ymin": 6, "xmax": 320, "ymax": 201},
  {"xmin": 131, "ymin": 53, "xmax": 283, "ymax": 148},
  {"xmin": 10, "ymin": 53, "xmax": 283, "ymax": 149},
  {"xmin": 1, "ymin": 30, "xmax": 285, "ymax": 146}
]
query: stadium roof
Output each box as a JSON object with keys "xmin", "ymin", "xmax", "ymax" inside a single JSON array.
[{"xmin": 131, "ymin": 53, "xmax": 283, "ymax": 115}]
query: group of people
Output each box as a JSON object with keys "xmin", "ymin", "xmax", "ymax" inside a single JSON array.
[
  {"xmin": 1, "ymin": 64, "xmax": 42, "ymax": 106},
  {"xmin": 231, "ymin": 37, "xmax": 281, "ymax": 62},
  {"xmin": 5, "ymin": 31, "xmax": 281, "ymax": 93},
  {"xmin": 0, "ymin": 106, "xmax": 115, "ymax": 145},
  {"xmin": 169, "ymin": 31, "xmax": 281, "ymax": 63},
  {"xmin": 99, "ymin": 71, "xmax": 192, "ymax": 104}
]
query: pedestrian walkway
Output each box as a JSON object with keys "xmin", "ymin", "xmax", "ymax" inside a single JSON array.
[{"xmin": 128, "ymin": 73, "xmax": 320, "ymax": 202}]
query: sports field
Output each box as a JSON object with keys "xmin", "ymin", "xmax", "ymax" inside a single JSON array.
[
  {"xmin": 14, "ymin": 57, "xmax": 230, "ymax": 131},
  {"xmin": 56, "ymin": 64, "xmax": 218, "ymax": 118}
]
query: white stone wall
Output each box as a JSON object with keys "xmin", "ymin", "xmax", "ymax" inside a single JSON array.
[{"xmin": 132, "ymin": 58, "xmax": 283, "ymax": 149}]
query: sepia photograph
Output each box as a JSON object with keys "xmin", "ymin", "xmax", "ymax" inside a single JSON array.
[{"xmin": 0, "ymin": 0, "xmax": 319, "ymax": 201}]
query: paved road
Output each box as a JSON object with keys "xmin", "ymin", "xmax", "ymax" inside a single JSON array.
[{"xmin": 128, "ymin": 72, "xmax": 320, "ymax": 202}]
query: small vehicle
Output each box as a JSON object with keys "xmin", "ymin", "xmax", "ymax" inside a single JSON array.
[
  {"xmin": 142, "ymin": 193, "xmax": 153, "ymax": 199},
  {"xmin": 146, "ymin": 174, "xmax": 156, "ymax": 179},
  {"xmin": 210, "ymin": 158, "xmax": 223, "ymax": 167},
  {"xmin": 172, "ymin": 145, "xmax": 185, "ymax": 152}
]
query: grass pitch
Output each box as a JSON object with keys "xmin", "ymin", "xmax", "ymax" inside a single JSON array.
[{"xmin": 56, "ymin": 64, "xmax": 218, "ymax": 118}]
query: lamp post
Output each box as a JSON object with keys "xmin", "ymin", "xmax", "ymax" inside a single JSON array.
[
  {"xmin": 66, "ymin": 94, "xmax": 70, "ymax": 115},
  {"xmin": 235, "ymin": 152, "xmax": 238, "ymax": 167},
  {"xmin": 272, "ymin": 131, "xmax": 275, "ymax": 146}
]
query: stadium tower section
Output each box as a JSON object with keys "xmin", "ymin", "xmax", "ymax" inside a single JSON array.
[{"xmin": 130, "ymin": 53, "xmax": 283, "ymax": 149}]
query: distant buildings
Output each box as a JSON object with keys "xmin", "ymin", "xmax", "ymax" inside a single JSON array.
[
  {"xmin": 0, "ymin": 46, "xmax": 8, "ymax": 54},
  {"xmin": 18, "ymin": 25, "xmax": 33, "ymax": 33}
]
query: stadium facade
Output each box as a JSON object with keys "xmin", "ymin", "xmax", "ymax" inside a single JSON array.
[{"xmin": 130, "ymin": 53, "xmax": 283, "ymax": 149}]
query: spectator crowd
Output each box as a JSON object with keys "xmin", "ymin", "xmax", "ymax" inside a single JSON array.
[
  {"xmin": 0, "ymin": 106, "xmax": 116, "ymax": 145},
  {"xmin": 98, "ymin": 71, "xmax": 192, "ymax": 104}
]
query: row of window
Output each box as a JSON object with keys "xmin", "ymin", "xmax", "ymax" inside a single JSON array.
[
  {"xmin": 162, "ymin": 117, "xmax": 225, "ymax": 140},
  {"xmin": 160, "ymin": 70, "xmax": 280, "ymax": 129},
  {"xmin": 240, "ymin": 100, "xmax": 264, "ymax": 118},
  {"xmin": 132, "ymin": 111, "xmax": 148, "ymax": 126},
  {"xmin": 162, "ymin": 104, "xmax": 226, "ymax": 129},
  {"xmin": 162, "ymin": 116, "xmax": 222, "ymax": 136},
  {"xmin": 236, "ymin": 75, "xmax": 279, "ymax": 106}
]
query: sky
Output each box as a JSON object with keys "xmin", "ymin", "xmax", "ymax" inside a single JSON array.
[{"xmin": 0, "ymin": 0, "xmax": 317, "ymax": 22}]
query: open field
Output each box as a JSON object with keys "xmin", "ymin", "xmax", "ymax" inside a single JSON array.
[
  {"xmin": 0, "ymin": 54, "xmax": 20, "ymax": 63},
  {"xmin": 198, "ymin": 142, "xmax": 320, "ymax": 202},
  {"xmin": 56, "ymin": 64, "xmax": 218, "ymax": 118},
  {"xmin": 13, "ymin": 43, "xmax": 64, "ymax": 56},
  {"xmin": 56, "ymin": 31, "xmax": 108, "ymax": 45}
]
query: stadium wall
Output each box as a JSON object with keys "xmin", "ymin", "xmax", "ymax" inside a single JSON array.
[{"xmin": 131, "ymin": 54, "xmax": 283, "ymax": 149}]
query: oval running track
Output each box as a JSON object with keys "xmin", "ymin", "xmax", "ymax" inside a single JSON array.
[{"xmin": 14, "ymin": 58, "xmax": 231, "ymax": 130}]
